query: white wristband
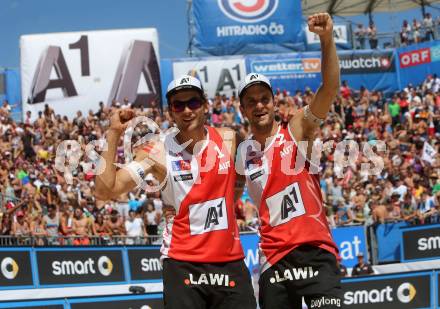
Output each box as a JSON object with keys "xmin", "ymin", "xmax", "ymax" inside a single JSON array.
[
  {"xmin": 304, "ymin": 105, "xmax": 324, "ymax": 126},
  {"xmin": 124, "ymin": 161, "xmax": 147, "ymax": 185}
]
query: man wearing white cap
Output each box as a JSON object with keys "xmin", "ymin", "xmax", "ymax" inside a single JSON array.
[
  {"xmin": 96, "ymin": 75, "xmax": 256, "ymax": 308},
  {"xmin": 237, "ymin": 13, "xmax": 341, "ymax": 308}
]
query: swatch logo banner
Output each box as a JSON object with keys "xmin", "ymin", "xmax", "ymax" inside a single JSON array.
[
  {"xmin": 339, "ymin": 52, "xmax": 395, "ymax": 74},
  {"xmin": 218, "ymin": 0, "xmax": 278, "ymax": 23}
]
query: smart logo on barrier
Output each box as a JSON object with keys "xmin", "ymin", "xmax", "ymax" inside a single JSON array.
[
  {"xmin": 37, "ymin": 250, "xmax": 124, "ymax": 285},
  {"xmin": 342, "ymin": 274, "xmax": 431, "ymax": 308},
  {"xmin": 52, "ymin": 256, "xmax": 113, "ymax": 276},
  {"xmin": 396, "ymin": 282, "xmax": 417, "ymax": 303},
  {"xmin": 218, "ymin": 0, "xmax": 279, "ymax": 23},
  {"xmin": 1, "ymin": 257, "xmax": 19, "ymax": 280}
]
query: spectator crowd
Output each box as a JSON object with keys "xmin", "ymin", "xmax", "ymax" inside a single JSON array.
[
  {"xmin": 354, "ymin": 13, "xmax": 439, "ymax": 49},
  {"xmin": 0, "ymin": 73, "xmax": 439, "ymax": 246}
]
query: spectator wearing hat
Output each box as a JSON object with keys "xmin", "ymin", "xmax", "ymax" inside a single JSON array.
[
  {"xmin": 12, "ymin": 211, "xmax": 30, "ymax": 243},
  {"xmin": 339, "ymin": 263, "xmax": 348, "ymax": 278},
  {"xmin": 351, "ymin": 253, "xmax": 374, "ymax": 276}
]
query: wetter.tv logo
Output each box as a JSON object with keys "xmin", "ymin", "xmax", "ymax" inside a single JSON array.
[{"xmin": 218, "ymin": 0, "xmax": 279, "ymax": 23}]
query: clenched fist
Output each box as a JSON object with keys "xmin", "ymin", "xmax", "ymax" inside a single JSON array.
[
  {"xmin": 308, "ymin": 13, "xmax": 333, "ymax": 38},
  {"xmin": 109, "ymin": 109, "xmax": 135, "ymax": 133}
]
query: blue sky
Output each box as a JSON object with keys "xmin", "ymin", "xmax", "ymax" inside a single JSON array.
[{"xmin": 0, "ymin": 0, "xmax": 439, "ymax": 68}]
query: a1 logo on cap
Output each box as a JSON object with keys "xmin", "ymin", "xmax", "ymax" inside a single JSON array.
[
  {"xmin": 250, "ymin": 74, "xmax": 259, "ymax": 81},
  {"xmin": 218, "ymin": 0, "xmax": 279, "ymax": 23},
  {"xmin": 180, "ymin": 77, "xmax": 191, "ymax": 85}
]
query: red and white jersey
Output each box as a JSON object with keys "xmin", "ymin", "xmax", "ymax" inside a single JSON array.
[
  {"xmin": 243, "ymin": 124, "xmax": 338, "ymax": 273},
  {"xmin": 161, "ymin": 126, "xmax": 244, "ymax": 263}
]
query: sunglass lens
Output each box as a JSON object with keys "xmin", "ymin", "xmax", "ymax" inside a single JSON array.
[{"xmin": 188, "ymin": 98, "xmax": 202, "ymax": 110}]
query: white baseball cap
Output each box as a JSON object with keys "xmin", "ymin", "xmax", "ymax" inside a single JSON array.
[
  {"xmin": 238, "ymin": 73, "xmax": 272, "ymax": 98},
  {"xmin": 166, "ymin": 75, "xmax": 204, "ymax": 99}
]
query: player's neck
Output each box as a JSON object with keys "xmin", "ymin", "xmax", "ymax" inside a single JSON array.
[
  {"xmin": 176, "ymin": 127, "xmax": 207, "ymax": 155},
  {"xmin": 252, "ymin": 121, "xmax": 279, "ymax": 150}
]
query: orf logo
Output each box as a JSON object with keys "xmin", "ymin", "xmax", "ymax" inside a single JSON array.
[
  {"xmin": 218, "ymin": 0, "xmax": 279, "ymax": 23},
  {"xmin": 1, "ymin": 257, "xmax": 19, "ymax": 280}
]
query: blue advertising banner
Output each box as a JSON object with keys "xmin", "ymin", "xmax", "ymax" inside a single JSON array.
[
  {"xmin": 244, "ymin": 49, "xmax": 398, "ymax": 95},
  {"xmin": 240, "ymin": 233, "xmax": 259, "ymax": 274},
  {"xmin": 397, "ymin": 41, "xmax": 440, "ymax": 88},
  {"xmin": 246, "ymin": 52, "xmax": 322, "ymax": 93},
  {"xmin": 376, "ymin": 221, "xmax": 410, "ymax": 263},
  {"xmin": 238, "ymin": 227, "xmax": 368, "ymax": 270},
  {"xmin": 192, "ymin": 0, "xmax": 305, "ymax": 56},
  {"xmin": 331, "ymin": 226, "xmax": 368, "ymax": 268},
  {"xmin": 3, "ymin": 69, "xmax": 22, "ymax": 122},
  {"xmin": 0, "ymin": 294, "xmax": 164, "ymax": 308}
]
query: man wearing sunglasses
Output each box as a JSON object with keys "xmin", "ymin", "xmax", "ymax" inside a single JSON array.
[
  {"xmin": 96, "ymin": 75, "xmax": 256, "ymax": 309},
  {"xmin": 237, "ymin": 14, "xmax": 341, "ymax": 309}
]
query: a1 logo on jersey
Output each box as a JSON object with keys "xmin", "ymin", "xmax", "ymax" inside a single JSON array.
[
  {"xmin": 265, "ymin": 182, "xmax": 306, "ymax": 227},
  {"xmin": 218, "ymin": 0, "xmax": 279, "ymax": 23},
  {"xmin": 189, "ymin": 197, "xmax": 228, "ymax": 235}
]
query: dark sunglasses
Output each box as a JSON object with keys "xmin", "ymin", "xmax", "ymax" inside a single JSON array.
[{"xmin": 170, "ymin": 97, "xmax": 203, "ymax": 113}]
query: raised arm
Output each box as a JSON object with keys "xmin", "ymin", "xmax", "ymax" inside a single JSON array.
[
  {"xmin": 95, "ymin": 110, "xmax": 166, "ymax": 201},
  {"xmin": 289, "ymin": 13, "xmax": 340, "ymax": 145}
]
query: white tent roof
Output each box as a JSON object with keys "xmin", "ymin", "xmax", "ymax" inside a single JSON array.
[{"xmin": 302, "ymin": 0, "xmax": 440, "ymax": 16}]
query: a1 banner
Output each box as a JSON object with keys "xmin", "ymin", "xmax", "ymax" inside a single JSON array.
[
  {"xmin": 35, "ymin": 249, "xmax": 125, "ymax": 286},
  {"xmin": 21, "ymin": 28, "xmax": 162, "ymax": 120},
  {"xmin": 172, "ymin": 57, "xmax": 246, "ymax": 99},
  {"xmin": 0, "ymin": 249, "xmax": 34, "ymax": 288},
  {"xmin": 69, "ymin": 295, "xmax": 163, "ymax": 309},
  {"xmin": 341, "ymin": 272, "xmax": 432, "ymax": 308},
  {"xmin": 127, "ymin": 247, "xmax": 162, "ymax": 281},
  {"xmin": 305, "ymin": 24, "xmax": 351, "ymax": 49},
  {"xmin": 401, "ymin": 224, "xmax": 440, "ymax": 262}
]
